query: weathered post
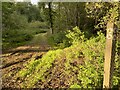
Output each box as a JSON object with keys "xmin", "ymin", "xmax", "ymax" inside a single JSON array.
[{"xmin": 103, "ymin": 21, "xmax": 117, "ymax": 88}]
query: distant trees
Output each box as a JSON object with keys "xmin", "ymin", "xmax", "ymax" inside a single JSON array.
[
  {"xmin": 15, "ymin": 2, "xmax": 42, "ymax": 22},
  {"xmin": 86, "ymin": 2, "xmax": 119, "ymax": 32},
  {"xmin": 2, "ymin": 2, "xmax": 43, "ymax": 30},
  {"xmin": 40, "ymin": 2, "xmax": 94, "ymax": 35},
  {"xmin": 2, "ymin": 2, "xmax": 119, "ymax": 35},
  {"xmin": 2, "ymin": 2, "xmax": 16, "ymax": 29}
]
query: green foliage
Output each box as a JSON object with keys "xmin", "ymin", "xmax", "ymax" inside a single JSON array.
[
  {"xmin": 113, "ymin": 40, "xmax": 120, "ymax": 87},
  {"xmin": 64, "ymin": 32, "xmax": 105, "ymax": 88},
  {"xmin": 86, "ymin": 2, "xmax": 119, "ymax": 31},
  {"xmin": 19, "ymin": 60, "xmax": 40, "ymax": 77},
  {"xmin": 16, "ymin": 30, "xmax": 120, "ymax": 88},
  {"xmin": 16, "ymin": 2, "xmax": 43, "ymax": 22},
  {"xmin": 2, "ymin": 27, "xmax": 48, "ymax": 50},
  {"xmin": 70, "ymin": 83, "xmax": 81, "ymax": 88},
  {"xmin": 2, "ymin": 29, "xmax": 33, "ymax": 50},
  {"xmin": 2, "ymin": 2, "xmax": 44, "ymax": 30},
  {"xmin": 48, "ymin": 31, "xmax": 70, "ymax": 48},
  {"xmin": 8, "ymin": 12, "xmax": 28, "ymax": 29},
  {"xmin": 18, "ymin": 49, "xmax": 62, "ymax": 88},
  {"xmin": 66, "ymin": 26, "xmax": 85, "ymax": 45},
  {"xmin": 3, "ymin": 11, "xmax": 28, "ymax": 29},
  {"xmin": 2, "ymin": 2, "xmax": 16, "ymax": 29},
  {"xmin": 17, "ymin": 31, "xmax": 108, "ymax": 88},
  {"xmin": 48, "ymin": 26, "xmax": 85, "ymax": 49},
  {"xmin": 29, "ymin": 21, "xmax": 49, "ymax": 29},
  {"xmin": 2, "ymin": 2, "xmax": 120, "ymax": 88}
]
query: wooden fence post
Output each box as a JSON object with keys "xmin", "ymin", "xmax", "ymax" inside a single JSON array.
[{"xmin": 103, "ymin": 21, "xmax": 117, "ymax": 88}]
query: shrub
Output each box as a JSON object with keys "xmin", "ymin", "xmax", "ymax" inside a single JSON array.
[
  {"xmin": 18, "ymin": 49, "xmax": 62, "ymax": 88},
  {"xmin": 48, "ymin": 26, "xmax": 86, "ymax": 49},
  {"xmin": 113, "ymin": 39, "xmax": 120, "ymax": 88},
  {"xmin": 16, "ymin": 29, "xmax": 119, "ymax": 88},
  {"xmin": 60, "ymin": 32, "xmax": 105, "ymax": 88},
  {"xmin": 48, "ymin": 31, "xmax": 70, "ymax": 48},
  {"xmin": 70, "ymin": 83, "xmax": 81, "ymax": 88},
  {"xmin": 2, "ymin": 29, "xmax": 33, "ymax": 50},
  {"xmin": 8, "ymin": 12, "xmax": 28, "ymax": 29},
  {"xmin": 29, "ymin": 21, "xmax": 49, "ymax": 29},
  {"xmin": 66, "ymin": 26, "xmax": 85, "ymax": 45},
  {"xmin": 19, "ymin": 60, "xmax": 41, "ymax": 77}
]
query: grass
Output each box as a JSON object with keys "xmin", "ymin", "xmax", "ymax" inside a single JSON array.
[
  {"xmin": 28, "ymin": 32, "xmax": 48, "ymax": 46},
  {"xmin": 23, "ymin": 28, "xmax": 49, "ymax": 35},
  {"xmin": 2, "ymin": 28, "xmax": 50, "ymax": 50}
]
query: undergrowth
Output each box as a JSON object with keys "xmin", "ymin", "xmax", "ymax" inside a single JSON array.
[
  {"xmin": 18, "ymin": 49, "xmax": 62, "ymax": 88},
  {"xmin": 17, "ymin": 28, "xmax": 120, "ymax": 88}
]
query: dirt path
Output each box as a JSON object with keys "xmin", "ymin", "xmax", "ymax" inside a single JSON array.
[{"xmin": 1, "ymin": 32, "xmax": 50, "ymax": 88}]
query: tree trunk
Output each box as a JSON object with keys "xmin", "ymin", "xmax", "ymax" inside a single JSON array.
[
  {"xmin": 76, "ymin": 3, "xmax": 79, "ymax": 27},
  {"xmin": 48, "ymin": 2, "xmax": 53, "ymax": 34}
]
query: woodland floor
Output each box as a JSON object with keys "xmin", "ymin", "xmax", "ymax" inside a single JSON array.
[{"xmin": 1, "ymin": 33, "xmax": 50, "ymax": 88}]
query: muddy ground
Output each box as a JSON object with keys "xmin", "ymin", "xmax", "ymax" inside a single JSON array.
[{"xmin": 1, "ymin": 33, "xmax": 50, "ymax": 88}]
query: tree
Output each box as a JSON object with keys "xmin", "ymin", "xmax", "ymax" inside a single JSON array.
[
  {"xmin": 16, "ymin": 2, "xmax": 42, "ymax": 22},
  {"xmin": 2, "ymin": 2, "xmax": 16, "ymax": 29},
  {"xmin": 85, "ymin": 2, "xmax": 119, "ymax": 33},
  {"xmin": 48, "ymin": 2, "xmax": 54, "ymax": 34}
]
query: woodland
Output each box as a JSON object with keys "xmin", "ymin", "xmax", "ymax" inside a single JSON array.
[{"xmin": 1, "ymin": 2, "xmax": 120, "ymax": 88}]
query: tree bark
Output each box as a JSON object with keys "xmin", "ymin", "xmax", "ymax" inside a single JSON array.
[{"xmin": 48, "ymin": 2, "xmax": 53, "ymax": 34}]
